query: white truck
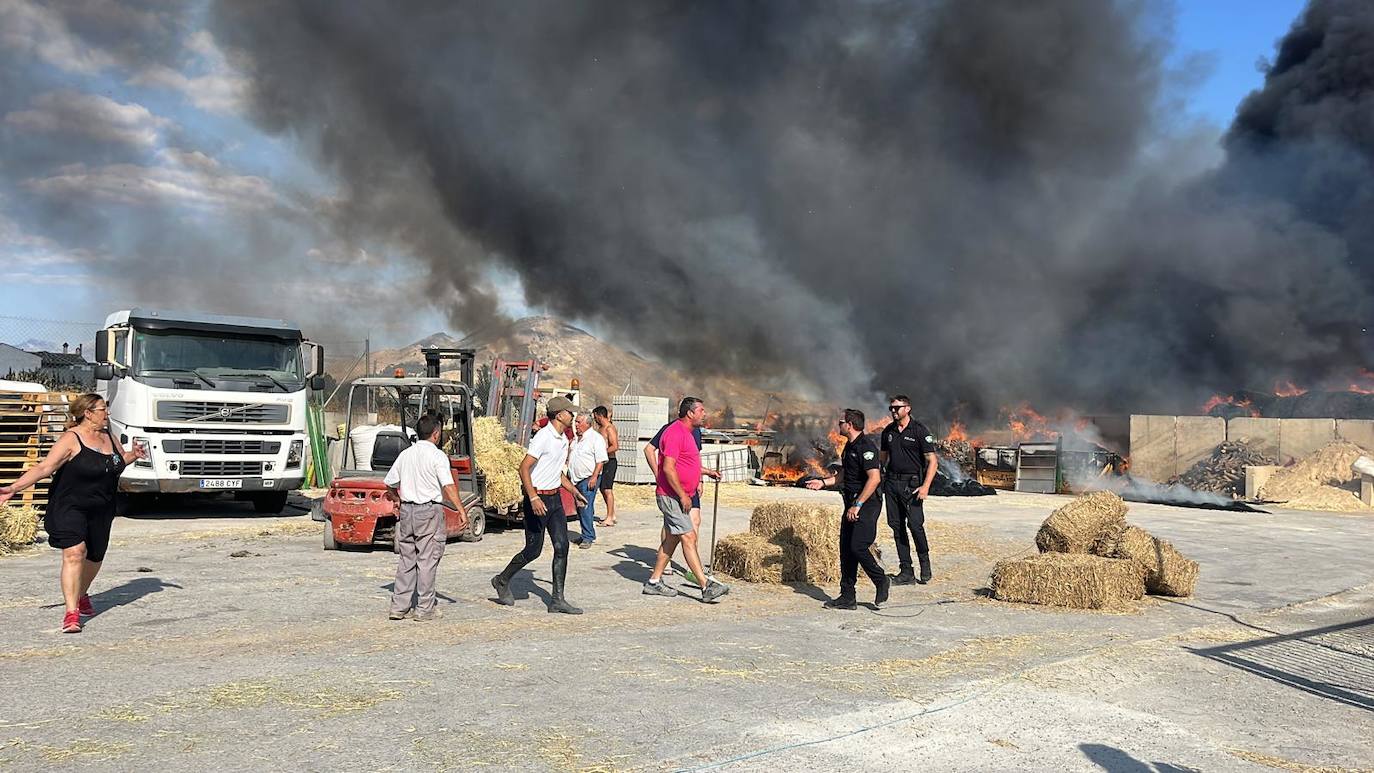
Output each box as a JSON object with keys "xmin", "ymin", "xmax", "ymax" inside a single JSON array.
[{"xmin": 92, "ymin": 308, "xmax": 324, "ymax": 514}]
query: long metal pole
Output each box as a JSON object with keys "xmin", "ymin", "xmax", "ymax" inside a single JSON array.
[{"xmin": 708, "ymin": 474, "xmax": 720, "ymax": 569}]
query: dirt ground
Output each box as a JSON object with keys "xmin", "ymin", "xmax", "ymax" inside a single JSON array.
[{"xmin": 1, "ymin": 485, "xmax": 1372, "ymax": 772}]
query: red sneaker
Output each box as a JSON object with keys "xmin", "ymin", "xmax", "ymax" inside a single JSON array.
[
  {"xmin": 61, "ymin": 610, "xmax": 82, "ymax": 633},
  {"xmin": 78, "ymin": 595, "xmax": 95, "ymax": 617}
]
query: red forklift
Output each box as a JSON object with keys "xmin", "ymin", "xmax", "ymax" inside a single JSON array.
[{"xmin": 318, "ymin": 348, "xmax": 487, "ymax": 550}]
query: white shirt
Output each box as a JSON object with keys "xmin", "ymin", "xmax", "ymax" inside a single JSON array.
[
  {"xmin": 568, "ymin": 428, "xmax": 609, "ymax": 482},
  {"xmin": 383, "ymin": 440, "xmax": 455, "ymax": 503},
  {"xmin": 526, "ymin": 423, "xmax": 570, "ymax": 490}
]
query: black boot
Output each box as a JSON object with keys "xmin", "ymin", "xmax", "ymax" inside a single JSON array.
[
  {"xmin": 548, "ymin": 554, "xmax": 583, "ymax": 615},
  {"xmin": 491, "ymin": 557, "xmax": 522, "ymax": 606},
  {"xmin": 892, "ymin": 568, "xmax": 916, "ymax": 585},
  {"xmin": 917, "ymin": 553, "xmax": 933, "ymax": 585},
  {"xmin": 824, "ymin": 591, "xmax": 857, "ymax": 610},
  {"xmin": 874, "ymin": 574, "xmax": 891, "ymax": 607}
]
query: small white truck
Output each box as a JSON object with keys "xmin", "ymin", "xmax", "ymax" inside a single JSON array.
[{"xmin": 92, "ymin": 308, "xmax": 323, "ymax": 513}]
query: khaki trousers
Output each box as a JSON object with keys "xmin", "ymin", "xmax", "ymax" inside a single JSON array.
[{"xmin": 391, "ymin": 502, "xmax": 446, "ymax": 614}]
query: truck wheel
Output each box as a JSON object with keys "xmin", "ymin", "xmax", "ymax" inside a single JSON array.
[
  {"xmin": 459, "ymin": 505, "xmax": 486, "ymax": 542},
  {"xmin": 322, "ymin": 518, "xmax": 338, "ymax": 551},
  {"xmin": 252, "ymin": 491, "xmax": 289, "ymax": 514}
]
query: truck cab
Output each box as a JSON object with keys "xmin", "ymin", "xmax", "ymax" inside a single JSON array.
[{"xmin": 92, "ymin": 308, "xmax": 323, "ymax": 514}]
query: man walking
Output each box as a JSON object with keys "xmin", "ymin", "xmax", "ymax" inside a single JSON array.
[
  {"xmin": 592, "ymin": 406, "xmax": 619, "ymax": 527},
  {"xmin": 385, "ymin": 414, "xmax": 463, "ymax": 621},
  {"xmin": 805, "ymin": 409, "xmax": 890, "ymax": 609},
  {"xmin": 643, "ymin": 415, "xmax": 718, "ymax": 579},
  {"xmin": 880, "ymin": 395, "xmax": 938, "ymax": 584},
  {"xmin": 643, "ymin": 397, "xmax": 728, "ymax": 603},
  {"xmin": 569, "ymin": 412, "xmax": 608, "ymax": 549},
  {"xmin": 491, "ymin": 396, "xmax": 587, "ymax": 614}
]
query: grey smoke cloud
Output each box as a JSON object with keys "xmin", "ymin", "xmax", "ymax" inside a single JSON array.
[{"xmin": 8, "ymin": 0, "xmax": 1371, "ymax": 420}]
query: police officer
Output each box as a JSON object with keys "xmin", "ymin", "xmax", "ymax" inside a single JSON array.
[
  {"xmin": 880, "ymin": 395, "xmax": 938, "ymax": 584},
  {"xmin": 805, "ymin": 408, "xmax": 890, "ymax": 609}
]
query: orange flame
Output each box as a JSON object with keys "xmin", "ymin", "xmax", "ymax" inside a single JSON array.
[
  {"xmin": 1350, "ymin": 369, "xmax": 1374, "ymax": 395},
  {"xmin": 1201, "ymin": 393, "xmax": 1261, "ymax": 417},
  {"xmin": 946, "ymin": 420, "xmax": 968, "ymax": 443},
  {"xmin": 1004, "ymin": 403, "xmax": 1056, "ymax": 443},
  {"xmin": 1274, "ymin": 380, "xmax": 1307, "ymax": 397}
]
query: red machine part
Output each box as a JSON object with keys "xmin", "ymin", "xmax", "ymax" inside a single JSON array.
[{"xmin": 325, "ymin": 458, "xmax": 475, "ymax": 546}]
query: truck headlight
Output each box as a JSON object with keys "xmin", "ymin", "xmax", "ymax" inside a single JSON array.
[
  {"xmin": 132, "ymin": 437, "xmax": 153, "ymax": 468},
  {"xmin": 287, "ymin": 439, "xmax": 303, "ymax": 468}
]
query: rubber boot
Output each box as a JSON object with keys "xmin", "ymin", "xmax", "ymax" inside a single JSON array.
[
  {"xmin": 491, "ymin": 557, "xmax": 522, "ymax": 606},
  {"xmin": 548, "ymin": 553, "xmax": 583, "ymax": 615},
  {"xmin": 917, "ymin": 553, "xmax": 933, "ymax": 585},
  {"xmin": 892, "ymin": 567, "xmax": 916, "ymax": 585}
]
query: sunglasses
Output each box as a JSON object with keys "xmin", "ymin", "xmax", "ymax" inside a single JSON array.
[
  {"xmin": 837, "ymin": 419, "xmax": 849, "ymax": 426},
  {"xmin": 888, "ymin": 405, "xmax": 908, "ymax": 412}
]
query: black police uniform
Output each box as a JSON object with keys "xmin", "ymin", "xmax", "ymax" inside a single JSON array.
[
  {"xmin": 835, "ymin": 432, "xmax": 887, "ymax": 601},
  {"xmin": 880, "ymin": 419, "xmax": 936, "ymax": 581}
]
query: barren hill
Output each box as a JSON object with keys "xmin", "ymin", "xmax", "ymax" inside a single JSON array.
[{"xmin": 358, "ymin": 316, "xmax": 821, "ymax": 421}]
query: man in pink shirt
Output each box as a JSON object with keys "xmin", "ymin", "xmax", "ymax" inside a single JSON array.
[{"xmin": 642, "ymin": 397, "xmax": 729, "ymax": 603}]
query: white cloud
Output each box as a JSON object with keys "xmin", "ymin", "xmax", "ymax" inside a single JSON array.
[
  {"xmin": 4, "ymin": 90, "xmax": 172, "ymax": 148},
  {"xmin": 24, "ymin": 151, "xmax": 279, "ymax": 213},
  {"xmin": 0, "ymin": 0, "xmax": 115, "ymax": 75},
  {"xmin": 128, "ymin": 30, "xmax": 249, "ymax": 116}
]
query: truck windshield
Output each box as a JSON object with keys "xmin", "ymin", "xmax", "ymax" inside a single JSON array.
[{"xmin": 133, "ymin": 329, "xmax": 303, "ymax": 387}]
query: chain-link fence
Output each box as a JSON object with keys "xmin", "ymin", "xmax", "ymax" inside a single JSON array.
[{"xmin": 0, "ymin": 314, "xmax": 101, "ymax": 388}]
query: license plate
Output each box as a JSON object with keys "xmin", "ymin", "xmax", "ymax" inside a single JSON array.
[{"xmin": 201, "ymin": 479, "xmax": 243, "ymax": 489}]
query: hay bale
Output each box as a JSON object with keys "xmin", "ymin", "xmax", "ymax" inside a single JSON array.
[
  {"xmin": 991, "ymin": 553, "xmax": 1145, "ymax": 610},
  {"xmin": 1035, "ymin": 491, "xmax": 1128, "ymax": 554},
  {"xmin": 712, "ymin": 533, "xmax": 783, "ymax": 583},
  {"xmin": 471, "ymin": 416, "xmax": 527, "ymax": 509},
  {"xmin": 748, "ymin": 502, "xmax": 841, "ymax": 584},
  {"xmin": 0, "ymin": 504, "xmax": 41, "ymax": 554},
  {"xmin": 1091, "ymin": 524, "xmax": 1200, "ymax": 597}
]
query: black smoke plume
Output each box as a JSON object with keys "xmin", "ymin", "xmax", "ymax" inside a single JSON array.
[{"xmin": 208, "ymin": 0, "xmax": 1374, "ymax": 418}]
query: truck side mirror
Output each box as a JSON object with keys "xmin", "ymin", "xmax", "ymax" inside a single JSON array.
[
  {"xmin": 94, "ymin": 364, "xmax": 114, "ymax": 381},
  {"xmin": 95, "ymin": 329, "xmax": 112, "ymax": 364},
  {"xmin": 310, "ymin": 375, "xmax": 326, "ymax": 391},
  {"xmin": 303, "ymin": 341, "xmax": 325, "ymax": 378}
]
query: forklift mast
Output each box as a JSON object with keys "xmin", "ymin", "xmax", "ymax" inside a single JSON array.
[
  {"xmin": 421, "ymin": 347, "xmax": 476, "ymax": 385},
  {"xmin": 486, "ymin": 358, "xmax": 548, "ymax": 447}
]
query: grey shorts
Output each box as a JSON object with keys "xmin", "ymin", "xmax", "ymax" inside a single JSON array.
[{"xmin": 656, "ymin": 494, "xmax": 695, "ymax": 536}]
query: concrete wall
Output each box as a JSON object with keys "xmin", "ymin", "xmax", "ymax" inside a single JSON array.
[
  {"xmin": 1336, "ymin": 419, "xmax": 1374, "ymax": 452},
  {"xmin": 1129, "ymin": 414, "xmax": 1374, "ymax": 482},
  {"xmin": 1128, "ymin": 415, "xmax": 1179, "ymax": 483},
  {"xmin": 1175, "ymin": 416, "xmax": 1226, "ymax": 476},
  {"xmin": 1277, "ymin": 418, "xmax": 1336, "ymax": 464},
  {"xmin": 1226, "ymin": 417, "xmax": 1280, "ymax": 459}
]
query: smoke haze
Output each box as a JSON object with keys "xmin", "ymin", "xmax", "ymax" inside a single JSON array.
[{"xmin": 7, "ymin": 1, "xmax": 1372, "ymax": 419}]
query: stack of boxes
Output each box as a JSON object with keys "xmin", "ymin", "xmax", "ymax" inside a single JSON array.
[{"xmin": 611, "ymin": 395, "xmax": 671, "ymax": 484}]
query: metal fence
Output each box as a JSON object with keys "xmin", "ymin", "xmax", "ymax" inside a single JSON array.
[{"xmin": 0, "ymin": 314, "xmax": 101, "ymax": 387}]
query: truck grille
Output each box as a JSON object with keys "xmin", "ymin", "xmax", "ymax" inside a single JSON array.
[
  {"xmin": 163, "ymin": 439, "xmax": 280, "ymax": 455},
  {"xmin": 179, "ymin": 460, "xmax": 264, "ymax": 476},
  {"xmin": 156, "ymin": 401, "xmax": 290, "ymax": 424}
]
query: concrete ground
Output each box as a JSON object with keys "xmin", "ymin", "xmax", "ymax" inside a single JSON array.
[{"xmin": 1, "ymin": 486, "xmax": 1372, "ymax": 772}]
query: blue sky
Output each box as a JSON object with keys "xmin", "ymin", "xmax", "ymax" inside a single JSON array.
[{"xmin": 0, "ymin": 1, "xmax": 1310, "ymax": 348}]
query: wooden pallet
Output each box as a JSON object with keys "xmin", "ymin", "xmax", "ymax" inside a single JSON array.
[{"xmin": 0, "ymin": 393, "xmax": 70, "ymax": 515}]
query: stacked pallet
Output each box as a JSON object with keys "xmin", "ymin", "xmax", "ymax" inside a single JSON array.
[
  {"xmin": 611, "ymin": 395, "xmax": 671, "ymax": 484},
  {"xmin": 0, "ymin": 390, "xmax": 72, "ymax": 514}
]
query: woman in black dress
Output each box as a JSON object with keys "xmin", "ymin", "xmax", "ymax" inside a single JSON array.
[{"xmin": 0, "ymin": 393, "xmax": 145, "ymax": 633}]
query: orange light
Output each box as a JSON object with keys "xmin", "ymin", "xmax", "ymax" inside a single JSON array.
[
  {"xmin": 393, "ymin": 367, "xmax": 405, "ymax": 378},
  {"xmin": 571, "ymin": 378, "xmax": 580, "ymax": 390}
]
